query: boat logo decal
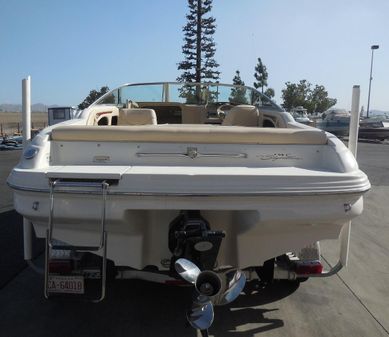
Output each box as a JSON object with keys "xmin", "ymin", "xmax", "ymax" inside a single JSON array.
[
  {"xmin": 258, "ymin": 153, "xmax": 302, "ymax": 161},
  {"xmin": 194, "ymin": 241, "xmax": 214, "ymax": 252}
]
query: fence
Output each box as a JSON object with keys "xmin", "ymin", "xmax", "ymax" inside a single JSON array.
[
  {"xmin": 0, "ymin": 112, "xmax": 48, "ymax": 137},
  {"xmin": 1, "ymin": 122, "xmax": 47, "ymax": 137}
]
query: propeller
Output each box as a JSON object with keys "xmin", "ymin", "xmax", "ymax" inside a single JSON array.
[
  {"xmin": 175, "ymin": 258, "xmax": 201, "ymax": 284},
  {"xmin": 186, "ymin": 295, "xmax": 214, "ymax": 331},
  {"xmin": 175, "ymin": 258, "xmax": 247, "ymax": 332},
  {"xmin": 214, "ymin": 269, "xmax": 246, "ymax": 305}
]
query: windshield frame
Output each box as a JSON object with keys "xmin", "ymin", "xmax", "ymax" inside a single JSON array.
[{"xmin": 93, "ymin": 82, "xmax": 283, "ymax": 111}]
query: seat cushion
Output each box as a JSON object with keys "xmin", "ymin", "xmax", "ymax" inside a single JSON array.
[
  {"xmin": 222, "ymin": 105, "xmax": 263, "ymax": 127},
  {"xmin": 51, "ymin": 125, "xmax": 328, "ymax": 145},
  {"xmin": 118, "ymin": 108, "xmax": 157, "ymax": 125}
]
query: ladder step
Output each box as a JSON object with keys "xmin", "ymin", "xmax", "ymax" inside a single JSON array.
[{"xmin": 50, "ymin": 245, "xmax": 101, "ymax": 252}]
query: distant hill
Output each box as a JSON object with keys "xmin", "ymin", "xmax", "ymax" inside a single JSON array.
[{"xmin": 0, "ymin": 103, "xmax": 59, "ymax": 112}]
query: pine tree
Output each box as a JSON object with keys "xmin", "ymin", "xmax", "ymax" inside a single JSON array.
[
  {"xmin": 232, "ymin": 70, "xmax": 244, "ymax": 86},
  {"xmin": 264, "ymin": 87, "xmax": 275, "ymax": 99},
  {"xmin": 253, "ymin": 57, "xmax": 268, "ymax": 94},
  {"xmin": 229, "ymin": 70, "xmax": 248, "ymax": 104},
  {"xmin": 177, "ymin": 0, "xmax": 220, "ymax": 84}
]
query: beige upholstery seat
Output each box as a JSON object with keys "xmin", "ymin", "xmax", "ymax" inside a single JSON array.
[
  {"xmin": 222, "ymin": 105, "xmax": 263, "ymax": 127},
  {"xmin": 118, "ymin": 108, "xmax": 157, "ymax": 125},
  {"xmin": 181, "ymin": 105, "xmax": 207, "ymax": 124},
  {"xmin": 52, "ymin": 125, "xmax": 328, "ymax": 145}
]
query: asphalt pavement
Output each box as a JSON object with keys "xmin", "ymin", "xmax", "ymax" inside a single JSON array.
[
  {"xmin": 0, "ymin": 143, "xmax": 388, "ymax": 337},
  {"xmin": 0, "ymin": 150, "xmax": 21, "ymax": 212}
]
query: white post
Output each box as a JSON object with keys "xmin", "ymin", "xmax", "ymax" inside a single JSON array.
[
  {"xmin": 22, "ymin": 76, "xmax": 33, "ymax": 261},
  {"xmin": 339, "ymin": 221, "xmax": 351, "ymax": 267},
  {"xmin": 348, "ymin": 85, "xmax": 360, "ymax": 158},
  {"xmin": 22, "ymin": 76, "xmax": 31, "ymax": 146},
  {"xmin": 342, "ymin": 85, "xmax": 360, "ymax": 268}
]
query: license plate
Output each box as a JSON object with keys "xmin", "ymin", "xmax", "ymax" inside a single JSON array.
[{"xmin": 47, "ymin": 275, "xmax": 85, "ymax": 294}]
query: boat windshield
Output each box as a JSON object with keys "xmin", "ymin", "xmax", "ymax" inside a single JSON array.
[
  {"xmin": 96, "ymin": 82, "xmax": 281, "ymax": 110},
  {"xmin": 293, "ymin": 111, "xmax": 307, "ymax": 118}
]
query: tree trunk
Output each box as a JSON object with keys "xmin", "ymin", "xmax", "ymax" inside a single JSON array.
[{"xmin": 196, "ymin": 0, "xmax": 202, "ymax": 83}]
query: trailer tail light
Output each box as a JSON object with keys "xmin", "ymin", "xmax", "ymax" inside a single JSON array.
[
  {"xmin": 295, "ymin": 260, "xmax": 323, "ymax": 275},
  {"xmin": 48, "ymin": 259, "xmax": 73, "ymax": 274}
]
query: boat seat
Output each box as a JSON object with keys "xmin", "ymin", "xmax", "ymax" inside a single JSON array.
[
  {"xmin": 222, "ymin": 105, "xmax": 263, "ymax": 127},
  {"xmin": 181, "ymin": 105, "xmax": 207, "ymax": 124},
  {"xmin": 118, "ymin": 108, "xmax": 157, "ymax": 125},
  {"xmin": 51, "ymin": 125, "xmax": 328, "ymax": 145}
]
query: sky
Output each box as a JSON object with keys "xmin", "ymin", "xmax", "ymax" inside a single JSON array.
[{"xmin": 0, "ymin": 0, "xmax": 388, "ymax": 111}]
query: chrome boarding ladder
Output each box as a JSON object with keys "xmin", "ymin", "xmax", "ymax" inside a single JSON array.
[{"xmin": 44, "ymin": 179, "xmax": 109, "ymax": 302}]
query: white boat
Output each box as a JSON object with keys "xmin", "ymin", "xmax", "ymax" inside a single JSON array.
[
  {"xmin": 359, "ymin": 119, "xmax": 389, "ymax": 141},
  {"xmin": 290, "ymin": 106, "xmax": 313, "ymax": 125},
  {"xmin": 7, "ymin": 82, "xmax": 370, "ymax": 332},
  {"xmin": 316, "ymin": 108, "xmax": 351, "ymax": 136},
  {"xmin": 362, "ymin": 111, "xmax": 389, "ymax": 128}
]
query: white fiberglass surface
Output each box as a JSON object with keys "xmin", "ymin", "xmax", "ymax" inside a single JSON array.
[
  {"xmin": 116, "ymin": 166, "xmax": 369, "ymax": 195},
  {"xmin": 49, "ymin": 141, "xmax": 334, "ymax": 170}
]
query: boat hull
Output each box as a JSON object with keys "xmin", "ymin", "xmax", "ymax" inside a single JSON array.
[
  {"xmin": 8, "ymin": 121, "xmax": 370, "ymax": 271},
  {"xmin": 13, "ymin": 188, "xmax": 363, "ymax": 269}
]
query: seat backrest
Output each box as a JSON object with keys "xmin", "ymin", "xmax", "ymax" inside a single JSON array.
[
  {"xmin": 118, "ymin": 108, "xmax": 157, "ymax": 125},
  {"xmin": 181, "ymin": 105, "xmax": 207, "ymax": 124},
  {"xmin": 222, "ymin": 105, "xmax": 263, "ymax": 127}
]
